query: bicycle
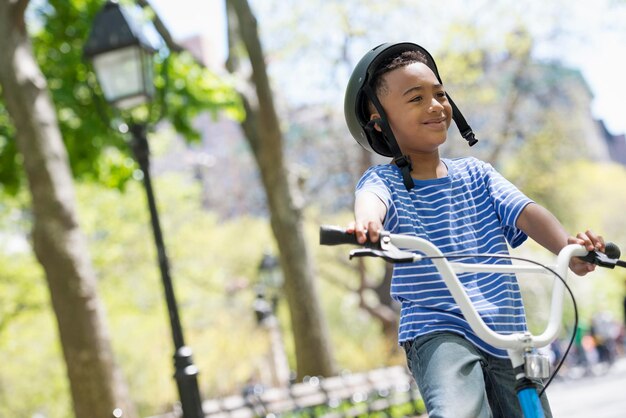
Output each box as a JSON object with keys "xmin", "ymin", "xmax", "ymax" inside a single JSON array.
[{"xmin": 319, "ymin": 225, "xmax": 626, "ymax": 418}]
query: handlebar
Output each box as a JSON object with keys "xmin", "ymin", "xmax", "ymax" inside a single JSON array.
[
  {"xmin": 320, "ymin": 225, "xmax": 625, "ymax": 268},
  {"xmin": 319, "ymin": 225, "xmax": 623, "ymax": 351}
]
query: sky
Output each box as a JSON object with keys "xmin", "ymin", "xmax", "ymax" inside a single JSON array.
[{"xmin": 149, "ymin": 0, "xmax": 626, "ymax": 135}]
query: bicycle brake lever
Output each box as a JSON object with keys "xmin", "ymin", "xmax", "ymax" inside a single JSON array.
[
  {"xmin": 349, "ymin": 232, "xmax": 419, "ymax": 263},
  {"xmin": 349, "ymin": 248, "xmax": 417, "ymax": 263},
  {"xmin": 578, "ymin": 250, "xmax": 623, "ymax": 269},
  {"xmin": 577, "ymin": 242, "xmax": 626, "ymax": 269}
]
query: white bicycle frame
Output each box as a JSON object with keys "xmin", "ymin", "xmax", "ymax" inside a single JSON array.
[{"xmin": 385, "ymin": 233, "xmax": 587, "ymax": 371}]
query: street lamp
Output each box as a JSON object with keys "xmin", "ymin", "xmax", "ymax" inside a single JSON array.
[
  {"xmin": 257, "ymin": 253, "xmax": 283, "ymax": 313},
  {"xmin": 84, "ymin": 2, "xmax": 203, "ymax": 417},
  {"xmin": 83, "ymin": 0, "xmax": 155, "ymax": 110}
]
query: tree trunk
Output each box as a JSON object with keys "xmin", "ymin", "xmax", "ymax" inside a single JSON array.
[
  {"xmin": 226, "ymin": 0, "xmax": 336, "ymax": 379},
  {"xmin": 0, "ymin": 2, "xmax": 137, "ymax": 417},
  {"xmin": 354, "ymin": 259, "xmax": 399, "ymax": 342}
]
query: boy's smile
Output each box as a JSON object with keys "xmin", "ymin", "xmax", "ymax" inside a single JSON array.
[
  {"xmin": 422, "ymin": 116, "xmax": 449, "ymax": 131},
  {"xmin": 371, "ymin": 62, "xmax": 452, "ymax": 156}
]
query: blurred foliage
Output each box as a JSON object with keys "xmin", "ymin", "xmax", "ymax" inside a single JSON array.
[
  {"xmin": 503, "ymin": 111, "xmax": 583, "ymax": 224},
  {"xmin": 0, "ymin": 158, "xmax": 397, "ymax": 416},
  {"xmin": 0, "ymin": 93, "xmax": 19, "ymax": 195},
  {"xmin": 510, "ymin": 159, "xmax": 626, "ymax": 335},
  {"xmin": 0, "ymin": 0, "xmax": 242, "ymax": 194}
]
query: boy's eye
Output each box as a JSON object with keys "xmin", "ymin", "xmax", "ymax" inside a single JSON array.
[
  {"xmin": 409, "ymin": 96, "xmax": 422, "ymax": 103},
  {"xmin": 436, "ymin": 91, "xmax": 447, "ymax": 98}
]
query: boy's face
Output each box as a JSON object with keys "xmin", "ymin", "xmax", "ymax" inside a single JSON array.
[{"xmin": 371, "ymin": 62, "xmax": 452, "ymax": 155}]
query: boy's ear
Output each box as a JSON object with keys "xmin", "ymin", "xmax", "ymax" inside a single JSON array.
[{"xmin": 369, "ymin": 114, "xmax": 383, "ymax": 133}]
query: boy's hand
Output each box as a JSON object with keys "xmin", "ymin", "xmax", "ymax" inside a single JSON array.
[
  {"xmin": 347, "ymin": 219, "xmax": 383, "ymax": 244},
  {"xmin": 568, "ymin": 230, "xmax": 605, "ymax": 276},
  {"xmin": 352, "ymin": 191, "xmax": 387, "ymax": 244}
]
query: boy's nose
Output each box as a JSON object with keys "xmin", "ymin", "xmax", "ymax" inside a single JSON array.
[{"xmin": 429, "ymin": 98, "xmax": 444, "ymax": 110}]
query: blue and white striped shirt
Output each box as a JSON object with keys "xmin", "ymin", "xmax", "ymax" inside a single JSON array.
[{"xmin": 356, "ymin": 157, "xmax": 533, "ymax": 358}]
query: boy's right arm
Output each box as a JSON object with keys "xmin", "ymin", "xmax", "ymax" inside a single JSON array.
[{"xmin": 348, "ymin": 191, "xmax": 387, "ymax": 244}]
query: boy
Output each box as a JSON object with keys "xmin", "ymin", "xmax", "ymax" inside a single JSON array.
[{"xmin": 343, "ymin": 42, "xmax": 604, "ymax": 417}]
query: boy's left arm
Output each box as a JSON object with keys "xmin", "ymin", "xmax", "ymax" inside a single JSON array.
[{"xmin": 516, "ymin": 202, "xmax": 605, "ymax": 276}]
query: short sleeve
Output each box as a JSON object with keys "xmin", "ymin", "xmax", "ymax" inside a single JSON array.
[
  {"xmin": 356, "ymin": 167, "xmax": 391, "ymax": 207},
  {"xmin": 355, "ymin": 166, "xmax": 399, "ymax": 230},
  {"xmin": 482, "ymin": 163, "xmax": 533, "ymax": 248}
]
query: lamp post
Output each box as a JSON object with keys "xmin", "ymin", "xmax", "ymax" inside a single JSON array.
[
  {"xmin": 255, "ymin": 253, "xmax": 290, "ymax": 387},
  {"xmin": 257, "ymin": 253, "xmax": 282, "ymax": 313},
  {"xmin": 84, "ymin": 2, "xmax": 203, "ymax": 417}
]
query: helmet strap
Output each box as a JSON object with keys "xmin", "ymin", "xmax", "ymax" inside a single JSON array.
[
  {"xmin": 447, "ymin": 94, "xmax": 478, "ymax": 146},
  {"xmin": 363, "ymin": 84, "xmax": 414, "ymax": 190},
  {"xmin": 392, "ymin": 155, "xmax": 414, "ymax": 189}
]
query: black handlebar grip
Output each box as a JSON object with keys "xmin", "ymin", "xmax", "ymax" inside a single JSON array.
[
  {"xmin": 605, "ymin": 242, "xmax": 621, "ymax": 259},
  {"xmin": 319, "ymin": 225, "xmax": 360, "ymax": 246}
]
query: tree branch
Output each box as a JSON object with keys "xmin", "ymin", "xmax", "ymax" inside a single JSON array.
[
  {"xmin": 136, "ymin": 0, "xmax": 182, "ymax": 51},
  {"xmin": 137, "ymin": 0, "xmax": 205, "ymax": 67}
]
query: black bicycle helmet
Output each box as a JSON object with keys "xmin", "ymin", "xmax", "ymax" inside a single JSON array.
[{"xmin": 344, "ymin": 42, "xmax": 478, "ymax": 189}]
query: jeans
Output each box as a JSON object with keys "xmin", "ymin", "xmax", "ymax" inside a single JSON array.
[{"xmin": 404, "ymin": 332, "xmax": 553, "ymax": 418}]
